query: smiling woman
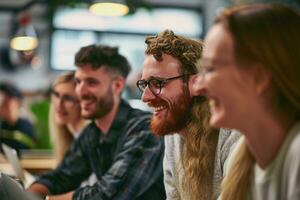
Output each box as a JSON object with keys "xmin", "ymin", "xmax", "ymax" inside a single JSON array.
[
  {"xmin": 49, "ymin": 71, "xmax": 87, "ymax": 163},
  {"xmin": 197, "ymin": 3, "xmax": 300, "ymax": 200}
]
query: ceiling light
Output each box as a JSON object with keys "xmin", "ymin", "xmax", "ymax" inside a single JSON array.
[
  {"xmin": 89, "ymin": 1, "xmax": 129, "ymax": 17},
  {"xmin": 10, "ymin": 14, "xmax": 38, "ymax": 51}
]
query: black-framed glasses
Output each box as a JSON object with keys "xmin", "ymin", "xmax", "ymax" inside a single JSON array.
[{"xmin": 136, "ymin": 74, "xmax": 194, "ymax": 95}]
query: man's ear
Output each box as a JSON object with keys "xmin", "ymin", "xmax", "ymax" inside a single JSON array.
[{"xmin": 112, "ymin": 76, "xmax": 126, "ymax": 96}]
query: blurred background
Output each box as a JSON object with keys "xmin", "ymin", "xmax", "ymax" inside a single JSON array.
[{"xmin": 0, "ymin": 0, "xmax": 299, "ymax": 150}]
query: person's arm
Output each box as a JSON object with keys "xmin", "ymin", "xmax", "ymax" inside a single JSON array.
[
  {"xmin": 28, "ymin": 134, "xmax": 92, "ymax": 197},
  {"xmin": 21, "ymin": 118, "xmax": 38, "ymax": 141},
  {"xmin": 18, "ymin": 118, "xmax": 38, "ymax": 147},
  {"xmin": 28, "ymin": 183, "xmax": 74, "ymax": 200},
  {"xmin": 73, "ymin": 117, "xmax": 164, "ymax": 200}
]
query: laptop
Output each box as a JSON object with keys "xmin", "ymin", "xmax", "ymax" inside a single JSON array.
[
  {"xmin": 0, "ymin": 172, "xmax": 42, "ymax": 200},
  {"xmin": 1, "ymin": 144, "xmax": 35, "ymax": 188}
]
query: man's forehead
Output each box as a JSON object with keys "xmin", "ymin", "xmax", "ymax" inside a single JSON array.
[
  {"xmin": 142, "ymin": 54, "xmax": 181, "ymax": 77},
  {"xmin": 75, "ymin": 66, "xmax": 108, "ymax": 77}
]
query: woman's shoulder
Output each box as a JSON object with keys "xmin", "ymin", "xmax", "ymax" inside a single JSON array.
[
  {"xmin": 218, "ymin": 129, "xmax": 241, "ymax": 154},
  {"xmin": 285, "ymin": 122, "xmax": 300, "ymax": 164}
]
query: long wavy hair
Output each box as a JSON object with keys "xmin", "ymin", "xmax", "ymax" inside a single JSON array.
[
  {"xmin": 216, "ymin": 4, "xmax": 300, "ymax": 200},
  {"xmin": 182, "ymin": 96, "xmax": 219, "ymax": 200},
  {"xmin": 49, "ymin": 72, "xmax": 87, "ymax": 163},
  {"xmin": 146, "ymin": 30, "xmax": 219, "ymax": 200}
]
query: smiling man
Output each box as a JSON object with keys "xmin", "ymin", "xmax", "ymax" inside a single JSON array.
[
  {"xmin": 137, "ymin": 30, "xmax": 239, "ymax": 200},
  {"xmin": 28, "ymin": 45, "xmax": 165, "ymax": 200}
]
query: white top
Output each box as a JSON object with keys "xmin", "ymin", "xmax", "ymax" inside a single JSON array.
[
  {"xmin": 251, "ymin": 121, "xmax": 300, "ymax": 200},
  {"xmin": 163, "ymin": 129, "xmax": 240, "ymax": 200}
]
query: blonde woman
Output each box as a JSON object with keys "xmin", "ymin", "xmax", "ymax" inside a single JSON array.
[
  {"xmin": 50, "ymin": 71, "xmax": 87, "ymax": 162},
  {"xmin": 50, "ymin": 72, "xmax": 96, "ymax": 186},
  {"xmin": 194, "ymin": 3, "xmax": 300, "ymax": 200}
]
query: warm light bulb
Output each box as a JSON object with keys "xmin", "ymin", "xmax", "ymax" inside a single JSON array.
[
  {"xmin": 10, "ymin": 36, "xmax": 38, "ymax": 51},
  {"xmin": 89, "ymin": 2, "xmax": 129, "ymax": 16}
]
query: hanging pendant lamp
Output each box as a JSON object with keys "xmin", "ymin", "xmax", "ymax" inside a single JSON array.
[{"xmin": 89, "ymin": 0, "xmax": 129, "ymax": 16}]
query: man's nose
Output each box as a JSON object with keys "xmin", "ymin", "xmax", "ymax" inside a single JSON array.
[
  {"xmin": 141, "ymin": 86, "xmax": 155, "ymax": 103},
  {"xmin": 76, "ymin": 82, "xmax": 87, "ymax": 97}
]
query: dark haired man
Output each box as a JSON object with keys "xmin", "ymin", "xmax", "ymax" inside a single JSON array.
[{"xmin": 28, "ymin": 45, "xmax": 165, "ymax": 200}]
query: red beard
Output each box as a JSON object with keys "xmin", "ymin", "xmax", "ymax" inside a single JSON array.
[{"xmin": 150, "ymin": 89, "xmax": 192, "ymax": 136}]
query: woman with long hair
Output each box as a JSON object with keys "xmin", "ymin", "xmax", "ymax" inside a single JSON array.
[
  {"xmin": 50, "ymin": 71, "xmax": 87, "ymax": 163},
  {"xmin": 50, "ymin": 72, "xmax": 96, "ymax": 186},
  {"xmin": 194, "ymin": 3, "xmax": 300, "ymax": 200}
]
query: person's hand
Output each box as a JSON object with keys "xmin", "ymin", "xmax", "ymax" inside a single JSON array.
[
  {"xmin": 44, "ymin": 191, "xmax": 74, "ymax": 200},
  {"xmin": 27, "ymin": 183, "xmax": 50, "ymax": 197}
]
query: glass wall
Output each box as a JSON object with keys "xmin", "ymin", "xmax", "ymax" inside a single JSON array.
[{"xmin": 50, "ymin": 7, "xmax": 203, "ymax": 71}]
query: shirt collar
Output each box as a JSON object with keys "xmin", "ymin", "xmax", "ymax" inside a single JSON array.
[{"xmin": 96, "ymin": 99, "xmax": 132, "ymax": 143}]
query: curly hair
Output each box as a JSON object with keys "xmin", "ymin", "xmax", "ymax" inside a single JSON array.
[
  {"xmin": 145, "ymin": 30, "xmax": 219, "ymax": 200},
  {"xmin": 145, "ymin": 29, "xmax": 203, "ymax": 75}
]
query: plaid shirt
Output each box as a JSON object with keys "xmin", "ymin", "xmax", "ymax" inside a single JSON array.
[{"xmin": 36, "ymin": 100, "xmax": 165, "ymax": 200}]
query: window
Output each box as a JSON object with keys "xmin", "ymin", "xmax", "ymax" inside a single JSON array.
[{"xmin": 50, "ymin": 6, "xmax": 203, "ymax": 71}]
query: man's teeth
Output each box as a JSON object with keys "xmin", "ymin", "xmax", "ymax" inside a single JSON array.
[{"xmin": 154, "ymin": 106, "xmax": 166, "ymax": 112}]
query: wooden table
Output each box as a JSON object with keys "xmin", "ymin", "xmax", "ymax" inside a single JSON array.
[
  {"xmin": 20, "ymin": 157, "xmax": 57, "ymax": 174},
  {"xmin": 0, "ymin": 152, "xmax": 57, "ymax": 175}
]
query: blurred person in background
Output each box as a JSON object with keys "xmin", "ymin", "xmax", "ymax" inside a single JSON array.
[
  {"xmin": 0, "ymin": 82, "xmax": 37, "ymax": 151},
  {"xmin": 49, "ymin": 71, "xmax": 87, "ymax": 163},
  {"xmin": 194, "ymin": 3, "xmax": 300, "ymax": 200},
  {"xmin": 28, "ymin": 44, "xmax": 165, "ymax": 200},
  {"xmin": 137, "ymin": 29, "xmax": 239, "ymax": 200},
  {"xmin": 49, "ymin": 71, "xmax": 96, "ymax": 187}
]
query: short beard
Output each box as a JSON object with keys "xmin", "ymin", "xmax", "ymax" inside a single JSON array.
[
  {"xmin": 150, "ymin": 87, "xmax": 192, "ymax": 136},
  {"xmin": 82, "ymin": 86, "xmax": 114, "ymax": 120}
]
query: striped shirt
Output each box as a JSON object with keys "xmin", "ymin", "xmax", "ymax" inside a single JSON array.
[{"xmin": 36, "ymin": 100, "xmax": 165, "ymax": 200}]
